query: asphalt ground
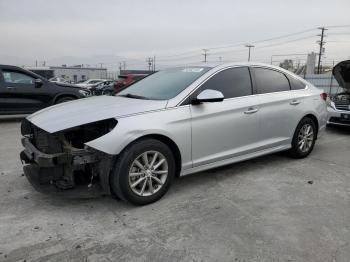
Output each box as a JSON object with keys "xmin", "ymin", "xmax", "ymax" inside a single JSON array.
[{"xmin": 0, "ymin": 117, "xmax": 349, "ymax": 262}]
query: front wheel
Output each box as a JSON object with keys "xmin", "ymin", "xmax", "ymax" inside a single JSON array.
[
  {"xmin": 55, "ymin": 96, "xmax": 75, "ymax": 104},
  {"xmin": 289, "ymin": 117, "xmax": 317, "ymax": 158},
  {"xmin": 110, "ymin": 139, "xmax": 175, "ymax": 205}
]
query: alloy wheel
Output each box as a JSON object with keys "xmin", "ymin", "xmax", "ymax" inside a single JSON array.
[
  {"xmin": 128, "ymin": 151, "xmax": 168, "ymax": 197},
  {"xmin": 298, "ymin": 124, "xmax": 314, "ymax": 153}
]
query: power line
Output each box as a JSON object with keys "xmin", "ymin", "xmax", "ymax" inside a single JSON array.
[
  {"xmin": 325, "ymin": 25, "xmax": 350, "ymax": 28},
  {"xmin": 155, "ymin": 27, "xmax": 319, "ymax": 60}
]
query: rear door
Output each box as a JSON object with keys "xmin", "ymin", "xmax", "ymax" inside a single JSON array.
[
  {"xmin": 190, "ymin": 67, "xmax": 261, "ymax": 167},
  {"xmin": 251, "ymin": 67, "xmax": 295, "ymax": 148},
  {"xmin": 0, "ymin": 69, "xmax": 47, "ymax": 113}
]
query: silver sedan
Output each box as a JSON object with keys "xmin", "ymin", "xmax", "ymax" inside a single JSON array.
[{"xmin": 20, "ymin": 63, "xmax": 327, "ymax": 205}]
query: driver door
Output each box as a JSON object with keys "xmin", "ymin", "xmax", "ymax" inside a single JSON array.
[
  {"xmin": 0, "ymin": 69, "xmax": 44, "ymax": 113},
  {"xmin": 190, "ymin": 67, "xmax": 261, "ymax": 167}
]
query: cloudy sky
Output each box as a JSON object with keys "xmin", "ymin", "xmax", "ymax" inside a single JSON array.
[{"xmin": 0, "ymin": 0, "xmax": 349, "ymax": 69}]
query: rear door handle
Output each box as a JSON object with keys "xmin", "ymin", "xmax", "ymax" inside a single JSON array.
[
  {"xmin": 244, "ymin": 107, "xmax": 259, "ymax": 114},
  {"xmin": 290, "ymin": 100, "xmax": 301, "ymax": 105},
  {"xmin": 6, "ymin": 86, "xmax": 16, "ymax": 90}
]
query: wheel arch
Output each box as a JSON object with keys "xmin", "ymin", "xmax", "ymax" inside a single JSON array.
[
  {"xmin": 303, "ymin": 113, "xmax": 319, "ymax": 138},
  {"xmin": 295, "ymin": 113, "xmax": 319, "ymax": 139},
  {"xmin": 129, "ymin": 134, "xmax": 182, "ymax": 178},
  {"xmin": 53, "ymin": 93, "xmax": 78, "ymax": 104}
]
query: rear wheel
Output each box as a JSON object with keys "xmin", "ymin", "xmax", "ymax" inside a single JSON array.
[
  {"xmin": 289, "ymin": 117, "xmax": 317, "ymax": 158},
  {"xmin": 110, "ymin": 139, "xmax": 175, "ymax": 205}
]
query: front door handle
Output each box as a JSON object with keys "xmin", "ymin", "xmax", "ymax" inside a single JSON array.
[
  {"xmin": 290, "ymin": 100, "xmax": 301, "ymax": 105},
  {"xmin": 244, "ymin": 107, "xmax": 259, "ymax": 114}
]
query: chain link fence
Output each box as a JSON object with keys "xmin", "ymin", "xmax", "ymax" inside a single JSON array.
[{"xmin": 302, "ymin": 75, "xmax": 341, "ymax": 94}]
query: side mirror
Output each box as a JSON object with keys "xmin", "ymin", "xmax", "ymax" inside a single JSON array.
[
  {"xmin": 191, "ymin": 89, "xmax": 224, "ymax": 104},
  {"xmin": 34, "ymin": 79, "xmax": 43, "ymax": 88}
]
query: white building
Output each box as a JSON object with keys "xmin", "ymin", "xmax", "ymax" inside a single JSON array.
[{"xmin": 27, "ymin": 65, "xmax": 108, "ymax": 82}]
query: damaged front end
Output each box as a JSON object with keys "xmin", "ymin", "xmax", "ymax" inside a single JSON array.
[
  {"xmin": 327, "ymin": 60, "xmax": 350, "ymax": 126},
  {"xmin": 20, "ymin": 118, "xmax": 117, "ymax": 197}
]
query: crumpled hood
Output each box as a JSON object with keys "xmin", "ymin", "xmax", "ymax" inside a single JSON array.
[
  {"xmin": 27, "ymin": 96, "xmax": 167, "ymax": 133},
  {"xmin": 333, "ymin": 60, "xmax": 350, "ymax": 90}
]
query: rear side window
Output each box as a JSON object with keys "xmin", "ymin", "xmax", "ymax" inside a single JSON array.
[
  {"xmin": 288, "ymin": 76, "xmax": 306, "ymax": 90},
  {"xmin": 254, "ymin": 68, "xmax": 290, "ymax": 94},
  {"xmin": 195, "ymin": 67, "xmax": 252, "ymax": 99}
]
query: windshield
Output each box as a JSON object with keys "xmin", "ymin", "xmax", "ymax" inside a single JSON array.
[{"xmin": 117, "ymin": 67, "xmax": 211, "ymax": 100}]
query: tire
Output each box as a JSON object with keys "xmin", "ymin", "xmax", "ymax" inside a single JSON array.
[
  {"xmin": 55, "ymin": 96, "xmax": 75, "ymax": 104},
  {"xmin": 110, "ymin": 139, "xmax": 175, "ymax": 205},
  {"xmin": 289, "ymin": 117, "xmax": 317, "ymax": 159},
  {"xmin": 102, "ymin": 90, "xmax": 112, "ymax": 96}
]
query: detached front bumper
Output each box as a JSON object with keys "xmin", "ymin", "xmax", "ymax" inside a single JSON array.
[
  {"xmin": 20, "ymin": 136, "xmax": 113, "ymax": 197},
  {"xmin": 21, "ymin": 137, "xmax": 98, "ymax": 167}
]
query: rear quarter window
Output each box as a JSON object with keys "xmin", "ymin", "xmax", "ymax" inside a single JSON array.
[
  {"xmin": 288, "ymin": 76, "xmax": 306, "ymax": 90},
  {"xmin": 254, "ymin": 67, "xmax": 290, "ymax": 94}
]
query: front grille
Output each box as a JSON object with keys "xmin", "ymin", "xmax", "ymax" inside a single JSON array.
[{"xmin": 334, "ymin": 101, "xmax": 350, "ymax": 111}]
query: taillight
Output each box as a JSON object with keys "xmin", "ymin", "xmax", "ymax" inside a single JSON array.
[{"xmin": 320, "ymin": 93, "xmax": 327, "ymax": 101}]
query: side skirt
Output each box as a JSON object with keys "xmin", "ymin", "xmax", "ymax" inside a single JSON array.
[{"xmin": 180, "ymin": 144, "xmax": 291, "ymax": 176}]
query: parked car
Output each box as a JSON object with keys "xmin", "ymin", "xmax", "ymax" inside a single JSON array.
[
  {"xmin": 90, "ymin": 80, "xmax": 116, "ymax": 96},
  {"xmin": 327, "ymin": 60, "xmax": 350, "ymax": 126},
  {"xmin": 114, "ymin": 74, "xmax": 148, "ymax": 93},
  {"xmin": 20, "ymin": 63, "xmax": 327, "ymax": 205},
  {"xmin": 76, "ymin": 79, "xmax": 106, "ymax": 88},
  {"xmin": 0, "ymin": 65, "xmax": 89, "ymax": 114}
]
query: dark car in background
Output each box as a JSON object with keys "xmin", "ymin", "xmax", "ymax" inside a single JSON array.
[{"xmin": 0, "ymin": 65, "xmax": 89, "ymax": 115}]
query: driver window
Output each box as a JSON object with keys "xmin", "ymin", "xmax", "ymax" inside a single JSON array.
[
  {"xmin": 2, "ymin": 71, "xmax": 35, "ymax": 84},
  {"xmin": 194, "ymin": 67, "xmax": 252, "ymax": 99}
]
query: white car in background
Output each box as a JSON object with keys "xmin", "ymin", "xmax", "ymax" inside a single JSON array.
[
  {"xmin": 76, "ymin": 79, "xmax": 106, "ymax": 88},
  {"xmin": 20, "ymin": 63, "xmax": 327, "ymax": 205},
  {"xmin": 327, "ymin": 60, "xmax": 350, "ymax": 126}
]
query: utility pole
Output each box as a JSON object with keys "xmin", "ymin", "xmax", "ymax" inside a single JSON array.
[
  {"xmin": 317, "ymin": 27, "xmax": 327, "ymax": 74},
  {"xmin": 123, "ymin": 61, "xmax": 126, "ymax": 70},
  {"xmin": 202, "ymin": 49, "xmax": 209, "ymax": 63},
  {"xmin": 146, "ymin": 57, "xmax": 153, "ymax": 71},
  {"xmin": 99, "ymin": 63, "xmax": 104, "ymax": 68},
  {"xmin": 153, "ymin": 55, "xmax": 156, "ymax": 71},
  {"xmin": 245, "ymin": 44, "xmax": 254, "ymax": 62}
]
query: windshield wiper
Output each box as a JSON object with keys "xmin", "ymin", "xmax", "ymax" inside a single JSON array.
[{"xmin": 118, "ymin": 93, "xmax": 149, "ymax": 100}]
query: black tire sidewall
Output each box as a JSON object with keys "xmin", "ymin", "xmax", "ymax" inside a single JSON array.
[
  {"xmin": 291, "ymin": 117, "xmax": 316, "ymax": 158},
  {"xmin": 111, "ymin": 139, "xmax": 175, "ymax": 205},
  {"xmin": 56, "ymin": 97, "xmax": 75, "ymax": 104}
]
